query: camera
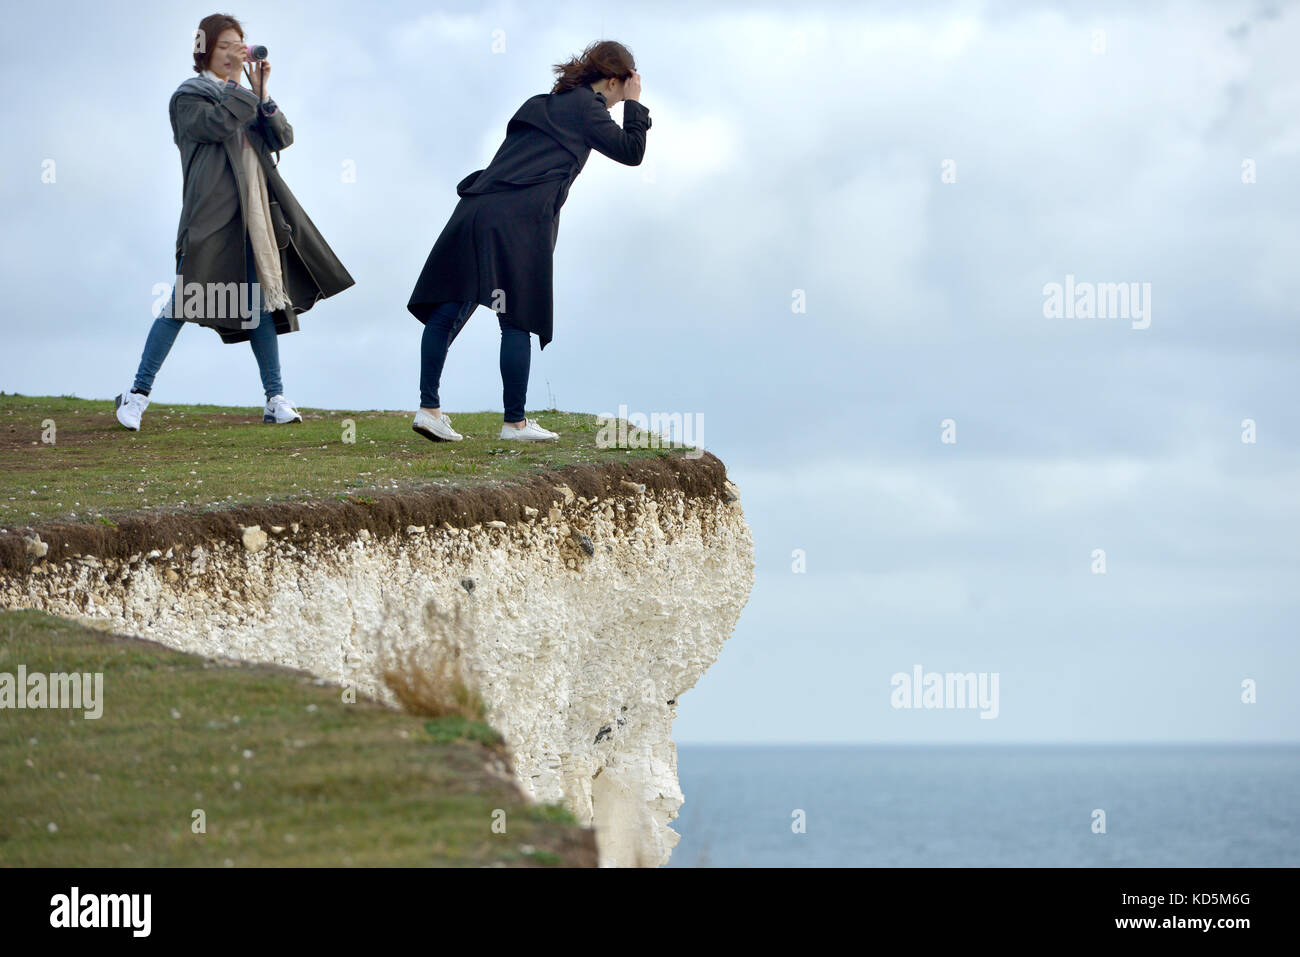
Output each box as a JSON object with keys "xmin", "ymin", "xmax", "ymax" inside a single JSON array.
[{"xmin": 245, "ymin": 44, "xmax": 268, "ymax": 61}]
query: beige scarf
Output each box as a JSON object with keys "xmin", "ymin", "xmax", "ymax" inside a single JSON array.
[{"xmin": 205, "ymin": 71, "xmax": 291, "ymax": 313}]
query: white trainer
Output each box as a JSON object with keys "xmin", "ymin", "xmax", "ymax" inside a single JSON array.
[
  {"xmin": 263, "ymin": 394, "xmax": 303, "ymax": 424},
  {"xmin": 500, "ymin": 417, "xmax": 558, "ymax": 441},
  {"xmin": 114, "ymin": 389, "xmax": 149, "ymax": 431},
  {"xmin": 412, "ymin": 409, "xmax": 463, "ymax": 442}
]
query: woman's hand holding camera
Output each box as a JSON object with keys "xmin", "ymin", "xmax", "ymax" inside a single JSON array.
[{"xmin": 220, "ymin": 44, "xmax": 271, "ymax": 100}]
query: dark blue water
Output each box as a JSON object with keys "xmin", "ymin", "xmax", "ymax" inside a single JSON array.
[{"xmin": 666, "ymin": 744, "xmax": 1300, "ymax": 867}]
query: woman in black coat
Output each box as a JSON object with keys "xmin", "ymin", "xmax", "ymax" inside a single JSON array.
[
  {"xmin": 115, "ymin": 13, "xmax": 353, "ymax": 432},
  {"xmin": 407, "ymin": 40, "xmax": 651, "ymax": 444}
]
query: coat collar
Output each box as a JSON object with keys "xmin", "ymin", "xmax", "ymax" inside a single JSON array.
[{"xmin": 175, "ymin": 75, "xmax": 220, "ymax": 100}]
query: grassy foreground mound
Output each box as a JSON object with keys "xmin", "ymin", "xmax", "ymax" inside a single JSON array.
[{"xmin": 0, "ymin": 610, "xmax": 596, "ymax": 867}]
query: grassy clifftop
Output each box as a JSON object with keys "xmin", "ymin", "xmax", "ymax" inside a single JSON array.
[
  {"xmin": 0, "ymin": 393, "xmax": 696, "ymax": 527},
  {"xmin": 0, "ymin": 394, "xmax": 725, "ymax": 576}
]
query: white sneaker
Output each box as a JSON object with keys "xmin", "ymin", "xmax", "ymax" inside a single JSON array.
[
  {"xmin": 500, "ymin": 417, "xmax": 558, "ymax": 441},
  {"xmin": 263, "ymin": 394, "xmax": 303, "ymax": 424},
  {"xmin": 114, "ymin": 389, "xmax": 149, "ymax": 431},
  {"xmin": 412, "ymin": 409, "xmax": 463, "ymax": 442}
]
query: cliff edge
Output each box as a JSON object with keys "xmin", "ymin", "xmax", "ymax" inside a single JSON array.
[{"xmin": 0, "ymin": 398, "xmax": 755, "ymax": 867}]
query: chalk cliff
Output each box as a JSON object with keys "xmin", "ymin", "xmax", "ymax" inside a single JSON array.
[{"xmin": 0, "ymin": 454, "xmax": 753, "ymax": 867}]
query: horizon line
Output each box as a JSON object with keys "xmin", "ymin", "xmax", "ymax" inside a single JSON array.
[{"xmin": 674, "ymin": 739, "xmax": 1300, "ymax": 747}]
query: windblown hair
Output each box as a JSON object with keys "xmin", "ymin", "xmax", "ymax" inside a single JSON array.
[
  {"xmin": 193, "ymin": 13, "xmax": 244, "ymax": 74},
  {"xmin": 550, "ymin": 39, "xmax": 636, "ymax": 94}
]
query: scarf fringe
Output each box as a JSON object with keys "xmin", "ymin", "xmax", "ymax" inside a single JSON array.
[{"xmin": 240, "ymin": 130, "xmax": 292, "ymax": 314}]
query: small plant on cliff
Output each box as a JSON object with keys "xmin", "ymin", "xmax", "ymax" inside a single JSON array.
[
  {"xmin": 381, "ymin": 644, "xmax": 487, "ymax": 722},
  {"xmin": 378, "ymin": 602, "xmax": 498, "ymax": 749}
]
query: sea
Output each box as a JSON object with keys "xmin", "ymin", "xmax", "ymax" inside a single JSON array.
[{"xmin": 665, "ymin": 744, "xmax": 1300, "ymax": 867}]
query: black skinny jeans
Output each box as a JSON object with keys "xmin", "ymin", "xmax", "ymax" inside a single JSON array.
[{"xmin": 419, "ymin": 300, "xmax": 531, "ymax": 423}]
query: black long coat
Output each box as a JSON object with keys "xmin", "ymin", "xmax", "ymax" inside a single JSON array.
[
  {"xmin": 168, "ymin": 76, "xmax": 354, "ymax": 344},
  {"xmin": 407, "ymin": 85, "xmax": 651, "ymax": 350}
]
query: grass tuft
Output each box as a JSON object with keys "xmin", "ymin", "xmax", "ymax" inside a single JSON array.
[{"xmin": 381, "ymin": 643, "xmax": 486, "ymax": 723}]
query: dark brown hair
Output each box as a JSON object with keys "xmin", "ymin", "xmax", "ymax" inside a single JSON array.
[
  {"xmin": 193, "ymin": 13, "xmax": 244, "ymax": 74},
  {"xmin": 550, "ymin": 40, "xmax": 636, "ymax": 94}
]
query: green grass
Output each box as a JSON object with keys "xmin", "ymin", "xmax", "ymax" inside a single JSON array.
[
  {"xmin": 0, "ymin": 393, "xmax": 693, "ymax": 526},
  {"xmin": 422, "ymin": 716, "xmax": 503, "ymax": 747},
  {"xmin": 0, "ymin": 610, "xmax": 595, "ymax": 866}
]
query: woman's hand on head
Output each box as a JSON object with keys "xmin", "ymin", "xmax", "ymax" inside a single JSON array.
[{"xmin": 624, "ymin": 71, "xmax": 642, "ymax": 102}]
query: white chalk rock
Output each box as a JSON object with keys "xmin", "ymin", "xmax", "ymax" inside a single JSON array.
[{"xmin": 241, "ymin": 526, "xmax": 267, "ymax": 553}]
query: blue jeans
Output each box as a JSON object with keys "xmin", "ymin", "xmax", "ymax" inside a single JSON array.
[
  {"xmin": 419, "ymin": 301, "xmax": 531, "ymax": 423},
  {"xmin": 132, "ymin": 240, "xmax": 284, "ymax": 400}
]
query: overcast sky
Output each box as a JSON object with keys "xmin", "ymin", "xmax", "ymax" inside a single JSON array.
[{"xmin": 2, "ymin": 0, "xmax": 1298, "ymax": 743}]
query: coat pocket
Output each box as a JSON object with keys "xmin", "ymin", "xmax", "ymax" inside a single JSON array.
[{"xmin": 268, "ymin": 200, "xmax": 292, "ymax": 250}]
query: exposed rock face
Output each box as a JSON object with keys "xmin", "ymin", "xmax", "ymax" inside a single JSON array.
[{"xmin": 0, "ymin": 468, "xmax": 754, "ymax": 867}]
